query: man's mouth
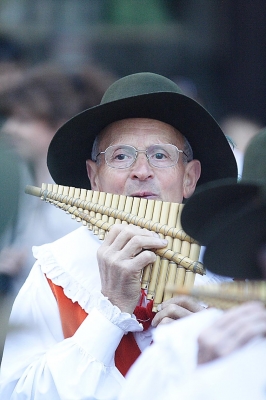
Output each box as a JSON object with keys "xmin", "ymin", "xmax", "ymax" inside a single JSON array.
[{"xmin": 130, "ymin": 192, "xmax": 159, "ymax": 199}]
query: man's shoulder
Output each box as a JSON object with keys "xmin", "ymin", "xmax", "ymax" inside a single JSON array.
[
  {"xmin": 36, "ymin": 225, "xmax": 97, "ymax": 247},
  {"xmin": 32, "ymin": 226, "xmax": 101, "ymax": 293},
  {"xmin": 32, "ymin": 226, "xmax": 101, "ymax": 265}
]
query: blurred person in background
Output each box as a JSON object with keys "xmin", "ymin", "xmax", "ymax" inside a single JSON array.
[
  {"xmin": 0, "ymin": 139, "xmax": 21, "ymax": 293},
  {"xmin": 1, "ymin": 63, "xmax": 116, "ymax": 187},
  {"xmin": 0, "ymin": 62, "xmax": 116, "ymax": 296},
  {"xmin": 0, "ymin": 136, "xmax": 25, "ymax": 361},
  {"xmin": 0, "ymin": 34, "xmax": 31, "ymax": 329},
  {"xmin": 0, "ymin": 34, "xmax": 28, "ymax": 126},
  {"xmin": 220, "ymin": 114, "xmax": 263, "ymax": 175}
]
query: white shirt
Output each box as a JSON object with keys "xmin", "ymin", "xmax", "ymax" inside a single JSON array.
[
  {"xmin": 119, "ymin": 308, "xmax": 266, "ymax": 400},
  {"xmin": 0, "ymin": 226, "xmax": 228, "ymax": 400}
]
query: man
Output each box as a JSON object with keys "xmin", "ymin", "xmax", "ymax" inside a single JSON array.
[
  {"xmin": 118, "ymin": 128, "xmax": 266, "ymax": 400},
  {"xmin": 0, "ymin": 72, "xmax": 237, "ymax": 399}
]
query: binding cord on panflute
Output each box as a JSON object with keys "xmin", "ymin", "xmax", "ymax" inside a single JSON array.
[{"xmin": 25, "ymin": 183, "xmax": 205, "ymax": 311}]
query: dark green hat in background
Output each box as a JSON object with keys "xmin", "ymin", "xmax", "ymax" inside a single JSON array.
[
  {"xmin": 203, "ymin": 201, "xmax": 266, "ymax": 279},
  {"xmin": 47, "ymin": 72, "xmax": 237, "ymax": 189},
  {"xmin": 242, "ymin": 127, "xmax": 266, "ymax": 198},
  {"xmin": 181, "ymin": 127, "xmax": 266, "ymax": 245}
]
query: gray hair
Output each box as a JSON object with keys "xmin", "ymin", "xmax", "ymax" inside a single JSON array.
[
  {"xmin": 183, "ymin": 136, "xmax": 193, "ymax": 163},
  {"xmin": 91, "ymin": 134, "xmax": 102, "ymax": 163}
]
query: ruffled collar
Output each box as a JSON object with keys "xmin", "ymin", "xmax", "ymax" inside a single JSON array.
[
  {"xmin": 33, "ymin": 226, "xmax": 102, "ymax": 308},
  {"xmin": 32, "ymin": 227, "xmax": 144, "ymax": 331}
]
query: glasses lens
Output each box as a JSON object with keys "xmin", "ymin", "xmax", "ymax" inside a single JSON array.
[
  {"xmin": 105, "ymin": 145, "xmax": 136, "ymax": 168},
  {"xmin": 147, "ymin": 144, "xmax": 179, "ymax": 167}
]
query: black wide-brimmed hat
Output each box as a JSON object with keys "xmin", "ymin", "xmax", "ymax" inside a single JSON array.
[
  {"xmin": 181, "ymin": 128, "xmax": 266, "ymax": 246},
  {"xmin": 203, "ymin": 202, "xmax": 266, "ymax": 279},
  {"xmin": 47, "ymin": 72, "xmax": 237, "ymax": 189}
]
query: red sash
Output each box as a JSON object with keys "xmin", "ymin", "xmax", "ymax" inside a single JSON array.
[{"xmin": 47, "ymin": 279, "xmax": 154, "ymax": 376}]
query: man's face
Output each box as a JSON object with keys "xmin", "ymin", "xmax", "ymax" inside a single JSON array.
[{"xmin": 86, "ymin": 118, "xmax": 201, "ymax": 203}]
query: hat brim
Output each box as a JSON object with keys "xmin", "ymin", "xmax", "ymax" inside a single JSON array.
[
  {"xmin": 203, "ymin": 202, "xmax": 266, "ymax": 279},
  {"xmin": 181, "ymin": 179, "xmax": 262, "ymax": 245},
  {"xmin": 47, "ymin": 92, "xmax": 237, "ymax": 189}
]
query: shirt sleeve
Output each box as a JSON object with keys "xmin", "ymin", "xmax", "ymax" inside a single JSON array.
[{"xmin": 0, "ymin": 264, "xmax": 127, "ymax": 400}]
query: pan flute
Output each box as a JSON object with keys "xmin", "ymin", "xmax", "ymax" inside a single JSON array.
[
  {"xmin": 25, "ymin": 183, "xmax": 205, "ymax": 312},
  {"xmin": 167, "ymin": 280, "xmax": 266, "ymax": 309}
]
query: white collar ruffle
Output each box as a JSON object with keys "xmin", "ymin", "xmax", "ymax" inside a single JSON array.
[{"xmin": 32, "ymin": 226, "xmax": 142, "ymax": 332}]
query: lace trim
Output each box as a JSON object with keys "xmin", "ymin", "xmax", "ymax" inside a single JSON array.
[{"xmin": 33, "ymin": 245, "xmax": 143, "ymax": 333}]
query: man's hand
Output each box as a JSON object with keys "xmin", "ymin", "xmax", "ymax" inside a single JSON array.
[
  {"xmin": 98, "ymin": 224, "xmax": 168, "ymax": 314},
  {"xmin": 197, "ymin": 301, "xmax": 266, "ymax": 364},
  {"xmin": 151, "ymin": 295, "xmax": 205, "ymax": 327}
]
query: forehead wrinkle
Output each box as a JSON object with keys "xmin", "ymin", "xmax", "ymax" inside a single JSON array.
[{"xmin": 98, "ymin": 118, "xmax": 185, "ymax": 150}]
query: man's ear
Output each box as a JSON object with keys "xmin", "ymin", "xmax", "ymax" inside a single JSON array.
[
  {"xmin": 86, "ymin": 159, "xmax": 99, "ymax": 190},
  {"xmin": 183, "ymin": 160, "xmax": 201, "ymax": 199}
]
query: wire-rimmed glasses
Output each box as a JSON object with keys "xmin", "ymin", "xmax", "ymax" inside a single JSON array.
[{"xmin": 95, "ymin": 144, "xmax": 188, "ymax": 169}]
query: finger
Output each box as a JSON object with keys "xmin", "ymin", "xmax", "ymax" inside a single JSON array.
[
  {"xmin": 210, "ymin": 301, "xmax": 265, "ymax": 331},
  {"xmin": 103, "ymin": 224, "xmax": 164, "ymax": 252},
  {"xmin": 123, "ymin": 249, "xmax": 157, "ymax": 272},
  {"xmin": 156, "ymin": 317, "xmax": 175, "ymax": 326},
  {"xmin": 102, "ymin": 225, "xmax": 168, "ymax": 266},
  {"xmin": 159, "ymin": 295, "xmax": 205, "ymax": 313},
  {"xmin": 216, "ymin": 306, "xmax": 266, "ymax": 351},
  {"xmin": 122, "ymin": 234, "xmax": 168, "ymax": 258},
  {"xmin": 197, "ymin": 302, "xmax": 266, "ymax": 363},
  {"xmin": 152, "ymin": 303, "xmax": 194, "ymax": 327},
  {"xmin": 221, "ymin": 320, "xmax": 266, "ymax": 357}
]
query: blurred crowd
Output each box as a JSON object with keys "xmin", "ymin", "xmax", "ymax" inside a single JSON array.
[{"xmin": 0, "ymin": 33, "xmax": 117, "ymax": 358}]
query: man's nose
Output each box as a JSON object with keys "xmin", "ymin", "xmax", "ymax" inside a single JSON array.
[{"xmin": 129, "ymin": 153, "xmax": 154, "ymax": 180}]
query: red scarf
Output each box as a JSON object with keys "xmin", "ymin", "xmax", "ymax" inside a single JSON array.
[{"xmin": 47, "ymin": 278, "xmax": 155, "ymax": 376}]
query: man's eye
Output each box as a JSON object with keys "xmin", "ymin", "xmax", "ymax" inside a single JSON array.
[
  {"xmin": 154, "ymin": 152, "xmax": 167, "ymax": 160},
  {"xmin": 112, "ymin": 153, "xmax": 132, "ymax": 161},
  {"xmin": 149, "ymin": 150, "xmax": 169, "ymax": 160},
  {"xmin": 115, "ymin": 153, "xmax": 127, "ymax": 160}
]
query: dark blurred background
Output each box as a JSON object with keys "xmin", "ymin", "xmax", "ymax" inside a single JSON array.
[{"xmin": 1, "ymin": 0, "xmax": 266, "ymax": 125}]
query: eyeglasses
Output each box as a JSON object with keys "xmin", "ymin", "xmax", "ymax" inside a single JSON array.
[{"xmin": 95, "ymin": 144, "xmax": 188, "ymax": 169}]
